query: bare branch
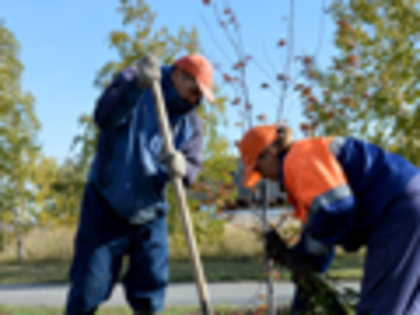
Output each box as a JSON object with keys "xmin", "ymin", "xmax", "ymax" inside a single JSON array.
[
  {"xmin": 277, "ymin": 0, "xmax": 296, "ymax": 122},
  {"xmin": 198, "ymin": 11, "xmax": 235, "ymax": 66}
]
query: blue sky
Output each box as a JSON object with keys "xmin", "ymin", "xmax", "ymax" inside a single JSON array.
[{"xmin": 2, "ymin": 0, "xmax": 337, "ymax": 162}]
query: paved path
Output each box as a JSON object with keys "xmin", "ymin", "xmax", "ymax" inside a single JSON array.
[{"xmin": 0, "ymin": 281, "xmax": 360, "ymax": 308}]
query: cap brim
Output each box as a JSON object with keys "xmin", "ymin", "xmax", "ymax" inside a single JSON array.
[
  {"xmin": 242, "ymin": 164, "xmax": 262, "ymax": 188},
  {"xmin": 197, "ymin": 81, "xmax": 215, "ymax": 104}
]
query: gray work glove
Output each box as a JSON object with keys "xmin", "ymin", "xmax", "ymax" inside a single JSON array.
[
  {"xmin": 161, "ymin": 150, "xmax": 187, "ymax": 179},
  {"xmin": 136, "ymin": 54, "xmax": 161, "ymax": 88}
]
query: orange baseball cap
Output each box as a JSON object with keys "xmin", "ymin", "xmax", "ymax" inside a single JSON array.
[
  {"xmin": 236, "ymin": 125, "xmax": 279, "ymax": 188},
  {"xmin": 175, "ymin": 54, "xmax": 215, "ymax": 103}
]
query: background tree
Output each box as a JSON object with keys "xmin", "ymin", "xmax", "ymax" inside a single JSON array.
[
  {"xmin": 30, "ymin": 155, "xmax": 81, "ymax": 227},
  {"xmin": 299, "ymin": 0, "xmax": 420, "ymax": 165},
  {"xmin": 0, "ymin": 21, "xmax": 41, "ymax": 260}
]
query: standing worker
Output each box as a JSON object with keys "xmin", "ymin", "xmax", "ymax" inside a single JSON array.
[
  {"xmin": 65, "ymin": 54, "xmax": 214, "ymax": 315},
  {"xmin": 236, "ymin": 124, "xmax": 420, "ymax": 314}
]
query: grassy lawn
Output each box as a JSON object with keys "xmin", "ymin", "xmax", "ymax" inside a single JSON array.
[
  {"xmin": 0, "ymin": 252, "xmax": 364, "ymax": 285},
  {"xmin": 0, "ymin": 305, "xmax": 292, "ymax": 315},
  {"xmin": 0, "ymin": 261, "xmax": 70, "ymax": 284},
  {"xmin": 328, "ymin": 252, "xmax": 365, "ymax": 280}
]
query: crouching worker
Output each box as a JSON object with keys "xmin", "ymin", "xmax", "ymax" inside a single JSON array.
[
  {"xmin": 236, "ymin": 124, "xmax": 420, "ymax": 315},
  {"xmin": 65, "ymin": 54, "xmax": 214, "ymax": 315}
]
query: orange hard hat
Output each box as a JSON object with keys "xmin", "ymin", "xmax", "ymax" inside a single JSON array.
[
  {"xmin": 175, "ymin": 54, "xmax": 214, "ymax": 103},
  {"xmin": 236, "ymin": 125, "xmax": 279, "ymax": 188}
]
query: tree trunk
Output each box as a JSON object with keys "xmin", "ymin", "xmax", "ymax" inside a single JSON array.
[
  {"xmin": 17, "ymin": 232, "xmax": 24, "ymax": 262},
  {"xmin": 0, "ymin": 230, "xmax": 4, "ymax": 252}
]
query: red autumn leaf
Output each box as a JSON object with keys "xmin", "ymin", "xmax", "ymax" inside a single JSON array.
[
  {"xmin": 362, "ymin": 92, "xmax": 370, "ymax": 99},
  {"xmin": 245, "ymin": 103, "xmax": 253, "ymax": 109},
  {"xmin": 348, "ymin": 55, "xmax": 358, "ymax": 62},
  {"xmin": 223, "ymin": 7, "xmax": 231, "ymax": 14},
  {"xmin": 202, "ymin": 0, "xmax": 210, "ymax": 4},
  {"xmin": 308, "ymin": 70, "xmax": 319, "ymax": 78},
  {"xmin": 338, "ymin": 20, "xmax": 353, "ymax": 31},
  {"xmin": 223, "ymin": 183, "xmax": 235, "ymax": 189},
  {"xmin": 337, "ymin": 20, "xmax": 346, "ymax": 26},
  {"xmin": 276, "ymin": 73, "xmax": 285, "ymax": 81},
  {"xmin": 261, "ymin": 83, "xmax": 269, "ymax": 89},
  {"xmin": 347, "ymin": 55, "xmax": 358, "ymax": 66},
  {"xmin": 257, "ymin": 114, "xmax": 267, "ymax": 121},
  {"xmin": 301, "ymin": 87, "xmax": 312, "ymax": 97},
  {"xmin": 337, "ymin": 20, "xmax": 352, "ymax": 30},
  {"xmin": 327, "ymin": 111, "xmax": 334, "ymax": 119},
  {"xmin": 339, "ymin": 97, "xmax": 353, "ymax": 105},
  {"xmin": 278, "ymin": 39, "xmax": 286, "ymax": 47},
  {"xmin": 303, "ymin": 56, "xmax": 313, "ymax": 65},
  {"xmin": 231, "ymin": 97, "xmax": 241, "ymax": 105},
  {"xmin": 300, "ymin": 123, "xmax": 311, "ymax": 131},
  {"xmin": 233, "ymin": 61, "xmax": 245, "ymax": 70},
  {"xmin": 223, "ymin": 73, "xmax": 233, "ymax": 82},
  {"xmin": 308, "ymin": 95, "xmax": 318, "ymax": 103},
  {"xmin": 294, "ymin": 84, "xmax": 304, "ymax": 91}
]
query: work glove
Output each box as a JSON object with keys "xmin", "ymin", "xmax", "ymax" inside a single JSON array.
[
  {"xmin": 161, "ymin": 150, "xmax": 187, "ymax": 179},
  {"xmin": 136, "ymin": 54, "xmax": 161, "ymax": 88},
  {"xmin": 263, "ymin": 229, "xmax": 316, "ymax": 274}
]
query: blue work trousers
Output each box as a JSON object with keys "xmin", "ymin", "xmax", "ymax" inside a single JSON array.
[
  {"xmin": 358, "ymin": 175, "xmax": 420, "ymax": 314},
  {"xmin": 65, "ymin": 183, "xmax": 168, "ymax": 315}
]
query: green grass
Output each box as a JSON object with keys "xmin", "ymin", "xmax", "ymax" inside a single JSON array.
[
  {"xmin": 0, "ymin": 305, "xmax": 292, "ymax": 315},
  {"xmin": 171, "ymin": 258, "xmax": 268, "ymax": 282},
  {"xmin": 0, "ymin": 261, "xmax": 70, "ymax": 284},
  {"xmin": 0, "ymin": 252, "xmax": 365, "ymax": 285},
  {"xmin": 328, "ymin": 251, "xmax": 365, "ymax": 280},
  {"xmin": 0, "ymin": 259, "xmax": 266, "ymax": 285}
]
